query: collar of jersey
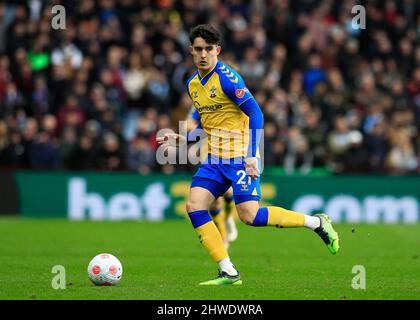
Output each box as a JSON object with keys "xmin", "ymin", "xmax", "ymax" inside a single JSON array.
[{"xmin": 197, "ymin": 61, "xmax": 220, "ymax": 86}]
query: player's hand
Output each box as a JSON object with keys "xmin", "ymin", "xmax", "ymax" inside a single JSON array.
[
  {"xmin": 245, "ymin": 157, "xmax": 260, "ymax": 180},
  {"xmin": 156, "ymin": 133, "xmax": 186, "ymax": 147}
]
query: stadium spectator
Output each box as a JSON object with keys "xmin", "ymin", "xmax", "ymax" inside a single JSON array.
[
  {"xmin": 126, "ymin": 136, "xmax": 155, "ymax": 174},
  {"xmin": 51, "ymin": 36, "xmax": 83, "ymax": 78},
  {"xmin": 0, "ymin": 120, "xmax": 9, "ymax": 166},
  {"xmin": 284, "ymin": 126, "xmax": 314, "ymax": 175},
  {"xmin": 327, "ymin": 115, "xmax": 353, "ymax": 172},
  {"xmin": 95, "ymin": 131, "xmax": 125, "ymax": 171},
  {"xmin": 30, "ymin": 130, "xmax": 59, "ymax": 169},
  {"xmin": 341, "ymin": 130, "xmax": 370, "ymax": 173},
  {"xmin": 0, "ymin": 0, "xmax": 418, "ymax": 175},
  {"xmin": 387, "ymin": 130, "xmax": 418, "ymax": 174},
  {"xmin": 57, "ymin": 94, "xmax": 86, "ymax": 134},
  {"xmin": 123, "ymin": 52, "xmax": 149, "ymax": 109},
  {"xmin": 58, "ymin": 126, "xmax": 77, "ymax": 168},
  {"xmin": 4, "ymin": 129, "xmax": 29, "ymax": 169},
  {"xmin": 302, "ymin": 109, "xmax": 327, "ymax": 166},
  {"xmin": 303, "ymin": 53, "xmax": 327, "ymax": 96},
  {"xmin": 364, "ymin": 120, "xmax": 388, "ymax": 173}
]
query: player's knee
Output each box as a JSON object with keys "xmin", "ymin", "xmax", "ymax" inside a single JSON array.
[
  {"xmin": 185, "ymin": 201, "xmax": 193, "ymax": 213},
  {"xmin": 238, "ymin": 211, "xmax": 257, "ymax": 225},
  {"xmin": 236, "ymin": 202, "xmax": 258, "ymax": 225},
  {"xmin": 186, "ymin": 200, "xmax": 202, "ymax": 213}
]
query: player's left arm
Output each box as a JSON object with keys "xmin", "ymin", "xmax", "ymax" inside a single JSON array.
[
  {"xmin": 239, "ymin": 97, "xmax": 264, "ymax": 159},
  {"xmin": 238, "ymin": 97, "xmax": 264, "ymax": 180},
  {"xmin": 220, "ymin": 69, "xmax": 264, "ymax": 179}
]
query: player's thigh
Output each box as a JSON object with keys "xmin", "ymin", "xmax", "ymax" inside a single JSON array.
[
  {"xmin": 223, "ymin": 187, "xmax": 233, "ymax": 199},
  {"xmin": 209, "ymin": 196, "xmax": 224, "ymax": 211},
  {"xmin": 186, "ymin": 187, "xmax": 216, "ymax": 212},
  {"xmin": 235, "ymin": 200, "xmax": 259, "ymax": 225},
  {"xmin": 190, "ymin": 164, "xmax": 230, "ymax": 212}
]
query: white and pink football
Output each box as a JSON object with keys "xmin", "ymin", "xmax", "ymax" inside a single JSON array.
[{"xmin": 87, "ymin": 253, "xmax": 123, "ymax": 286}]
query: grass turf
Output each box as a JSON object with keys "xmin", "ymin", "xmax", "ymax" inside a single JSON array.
[{"xmin": 0, "ymin": 218, "xmax": 419, "ymax": 300}]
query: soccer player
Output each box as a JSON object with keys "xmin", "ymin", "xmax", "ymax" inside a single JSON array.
[
  {"xmin": 187, "ymin": 107, "xmax": 238, "ymax": 249},
  {"xmin": 157, "ymin": 24, "xmax": 339, "ymax": 285}
]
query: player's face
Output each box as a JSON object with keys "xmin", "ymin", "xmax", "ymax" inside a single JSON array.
[{"xmin": 189, "ymin": 37, "xmax": 221, "ymax": 74}]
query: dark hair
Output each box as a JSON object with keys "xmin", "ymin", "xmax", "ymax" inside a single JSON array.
[{"xmin": 189, "ymin": 24, "xmax": 221, "ymax": 45}]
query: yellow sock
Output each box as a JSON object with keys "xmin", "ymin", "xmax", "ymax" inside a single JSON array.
[
  {"xmin": 211, "ymin": 211, "xmax": 227, "ymax": 243},
  {"xmin": 267, "ymin": 206, "xmax": 305, "ymax": 228},
  {"xmin": 195, "ymin": 221, "xmax": 228, "ymax": 262}
]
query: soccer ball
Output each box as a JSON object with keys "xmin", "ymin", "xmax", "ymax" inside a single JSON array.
[{"xmin": 87, "ymin": 253, "xmax": 123, "ymax": 286}]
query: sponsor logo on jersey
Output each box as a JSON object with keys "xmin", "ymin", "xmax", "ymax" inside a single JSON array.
[{"xmin": 197, "ymin": 104, "xmax": 223, "ymax": 113}]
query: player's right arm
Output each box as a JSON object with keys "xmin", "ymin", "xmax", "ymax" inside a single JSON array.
[
  {"xmin": 156, "ymin": 132, "xmax": 185, "ymax": 146},
  {"xmin": 157, "ymin": 74, "xmax": 204, "ymax": 147},
  {"xmin": 157, "ymin": 109, "xmax": 203, "ymax": 146}
]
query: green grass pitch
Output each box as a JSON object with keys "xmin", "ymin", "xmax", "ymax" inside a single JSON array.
[{"xmin": 0, "ymin": 217, "xmax": 420, "ymax": 300}]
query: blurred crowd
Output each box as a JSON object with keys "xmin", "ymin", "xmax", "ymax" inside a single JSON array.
[{"xmin": 0, "ymin": 0, "xmax": 419, "ymax": 175}]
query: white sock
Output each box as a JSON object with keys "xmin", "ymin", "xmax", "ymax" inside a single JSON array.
[
  {"xmin": 304, "ymin": 215, "xmax": 321, "ymax": 230},
  {"xmin": 218, "ymin": 257, "xmax": 238, "ymax": 276}
]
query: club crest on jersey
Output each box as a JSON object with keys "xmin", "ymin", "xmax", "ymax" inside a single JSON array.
[
  {"xmin": 209, "ymin": 85, "xmax": 217, "ymax": 98},
  {"xmin": 192, "ymin": 91, "xmax": 198, "ymax": 99},
  {"xmin": 235, "ymin": 88, "xmax": 248, "ymax": 99}
]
